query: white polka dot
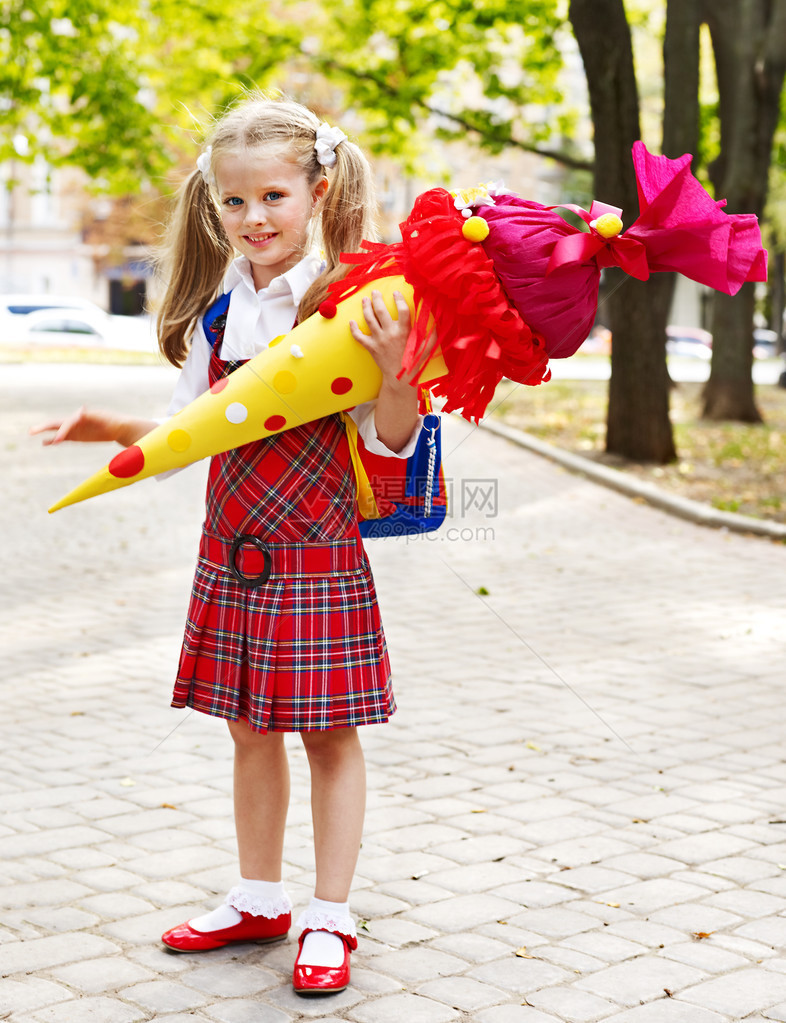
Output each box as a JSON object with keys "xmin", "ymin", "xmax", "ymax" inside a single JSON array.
[{"xmin": 225, "ymin": 402, "xmax": 248, "ymax": 424}]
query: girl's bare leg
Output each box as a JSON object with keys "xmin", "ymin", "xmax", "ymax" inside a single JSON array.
[
  {"xmin": 164, "ymin": 720, "xmax": 291, "ymax": 939},
  {"xmin": 228, "ymin": 719, "xmax": 290, "ymax": 879},
  {"xmin": 300, "ymin": 727, "xmax": 366, "ymax": 901}
]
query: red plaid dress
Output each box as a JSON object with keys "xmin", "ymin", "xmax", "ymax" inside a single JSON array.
[{"xmin": 171, "ymin": 339, "xmax": 395, "ymax": 733}]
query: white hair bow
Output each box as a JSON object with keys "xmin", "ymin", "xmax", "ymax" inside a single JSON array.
[
  {"xmin": 196, "ymin": 146, "xmax": 212, "ymax": 183},
  {"xmin": 314, "ymin": 123, "xmax": 347, "ymax": 168}
]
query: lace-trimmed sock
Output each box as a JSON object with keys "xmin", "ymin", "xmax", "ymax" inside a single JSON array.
[
  {"xmin": 297, "ymin": 897, "xmax": 353, "ymax": 967},
  {"xmin": 189, "ymin": 878, "xmax": 291, "ymax": 933}
]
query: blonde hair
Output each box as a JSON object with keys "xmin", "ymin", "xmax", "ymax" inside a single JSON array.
[{"xmin": 156, "ymin": 97, "xmax": 377, "ymax": 366}]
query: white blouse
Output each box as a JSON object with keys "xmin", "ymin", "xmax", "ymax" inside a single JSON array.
[{"xmin": 168, "ymin": 253, "xmax": 421, "ymax": 458}]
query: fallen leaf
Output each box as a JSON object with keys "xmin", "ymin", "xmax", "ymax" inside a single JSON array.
[
  {"xmin": 476, "ymin": 586, "xmax": 490, "ymax": 596},
  {"xmin": 160, "ymin": 803, "xmax": 177, "ymax": 810},
  {"xmin": 359, "ymin": 920, "xmax": 370, "ymax": 932},
  {"xmin": 515, "ymin": 947, "xmax": 535, "ymax": 959},
  {"xmin": 525, "ymin": 742, "xmax": 541, "ymax": 751},
  {"xmin": 471, "ymin": 809, "xmax": 487, "ymax": 813},
  {"xmin": 692, "ymin": 931, "xmax": 713, "ymax": 940},
  {"xmin": 70, "ymin": 711, "xmax": 85, "ymax": 717}
]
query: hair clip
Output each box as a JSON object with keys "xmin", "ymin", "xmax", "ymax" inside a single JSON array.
[
  {"xmin": 314, "ymin": 124, "xmax": 347, "ymax": 168},
  {"xmin": 196, "ymin": 146, "xmax": 213, "ymax": 183}
]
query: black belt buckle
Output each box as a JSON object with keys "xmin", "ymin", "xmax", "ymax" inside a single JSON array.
[{"xmin": 229, "ymin": 535, "xmax": 273, "ymax": 589}]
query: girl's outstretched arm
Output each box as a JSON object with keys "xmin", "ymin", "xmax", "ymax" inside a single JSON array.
[
  {"xmin": 30, "ymin": 407, "xmax": 157, "ymax": 448},
  {"xmin": 349, "ymin": 289, "xmax": 419, "ymax": 454}
]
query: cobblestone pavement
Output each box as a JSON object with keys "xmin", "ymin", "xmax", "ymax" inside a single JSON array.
[{"xmin": 3, "ymin": 362, "xmax": 786, "ymax": 1023}]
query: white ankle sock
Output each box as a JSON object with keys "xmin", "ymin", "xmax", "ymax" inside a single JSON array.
[
  {"xmin": 190, "ymin": 878, "xmax": 289, "ymax": 933},
  {"xmin": 298, "ymin": 897, "xmax": 351, "ymax": 968}
]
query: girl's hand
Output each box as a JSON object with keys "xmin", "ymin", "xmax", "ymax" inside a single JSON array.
[
  {"xmin": 349, "ymin": 290, "xmax": 420, "ymax": 453},
  {"xmin": 349, "ymin": 289, "xmax": 414, "ymax": 387},
  {"xmin": 29, "ymin": 407, "xmax": 155, "ymax": 447}
]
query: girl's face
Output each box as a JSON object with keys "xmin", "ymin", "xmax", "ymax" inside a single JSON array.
[{"xmin": 214, "ymin": 150, "xmax": 327, "ymax": 290}]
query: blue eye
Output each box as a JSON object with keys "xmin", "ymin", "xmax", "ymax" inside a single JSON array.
[
  {"xmin": 225, "ymin": 197, "xmax": 243, "ymax": 206},
  {"xmin": 265, "ymin": 191, "xmax": 284, "ymax": 202}
]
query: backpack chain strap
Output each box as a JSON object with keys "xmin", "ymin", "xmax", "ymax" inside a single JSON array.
[
  {"xmin": 424, "ymin": 420, "xmax": 437, "ymax": 518},
  {"xmin": 421, "ymin": 387, "xmax": 438, "ymax": 519}
]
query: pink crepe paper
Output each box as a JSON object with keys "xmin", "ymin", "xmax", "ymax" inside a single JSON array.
[{"xmin": 480, "ymin": 141, "xmax": 767, "ymax": 358}]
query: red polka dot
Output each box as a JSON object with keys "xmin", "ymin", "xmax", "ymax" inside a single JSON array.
[
  {"xmin": 109, "ymin": 445, "xmax": 145, "ymax": 479},
  {"xmin": 319, "ymin": 300, "xmax": 338, "ymax": 319},
  {"xmin": 331, "ymin": 377, "xmax": 353, "ymax": 395},
  {"xmin": 264, "ymin": 415, "xmax": 286, "ymax": 432},
  {"xmin": 210, "ymin": 378, "xmax": 229, "ymax": 394}
]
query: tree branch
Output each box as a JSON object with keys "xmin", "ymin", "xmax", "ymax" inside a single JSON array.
[{"xmin": 313, "ymin": 55, "xmax": 594, "ymax": 172}]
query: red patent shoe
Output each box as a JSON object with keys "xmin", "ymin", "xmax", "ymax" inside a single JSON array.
[
  {"xmin": 292, "ymin": 928, "xmax": 358, "ymax": 994},
  {"xmin": 161, "ymin": 910, "xmax": 291, "ymax": 952}
]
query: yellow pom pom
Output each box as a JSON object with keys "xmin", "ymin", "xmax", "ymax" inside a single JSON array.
[
  {"xmin": 462, "ymin": 216, "xmax": 490, "ymax": 242},
  {"xmin": 593, "ymin": 213, "xmax": 623, "ymax": 239}
]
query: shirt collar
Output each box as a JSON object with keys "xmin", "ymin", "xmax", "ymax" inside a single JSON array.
[{"xmin": 224, "ymin": 253, "xmax": 324, "ymax": 303}]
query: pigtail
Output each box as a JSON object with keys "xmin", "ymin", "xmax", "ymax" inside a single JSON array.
[
  {"xmin": 298, "ymin": 140, "xmax": 378, "ymax": 321},
  {"xmin": 156, "ymin": 170, "xmax": 233, "ymax": 367}
]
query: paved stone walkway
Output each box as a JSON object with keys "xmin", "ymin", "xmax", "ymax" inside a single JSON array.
[{"xmin": 3, "ymin": 362, "xmax": 786, "ymax": 1023}]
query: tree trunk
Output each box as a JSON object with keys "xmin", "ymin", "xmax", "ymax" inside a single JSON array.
[
  {"xmin": 663, "ymin": 0, "xmax": 701, "ymax": 158},
  {"xmin": 569, "ymin": 0, "xmax": 676, "ymax": 462},
  {"xmin": 660, "ymin": 0, "xmax": 703, "ymax": 389},
  {"xmin": 772, "ymin": 251, "xmax": 785, "ymax": 348},
  {"xmin": 706, "ymin": 282, "xmax": 761, "ymax": 420},
  {"xmin": 606, "ymin": 273, "xmax": 676, "ymax": 460},
  {"xmin": 701, "ymin": 0, "xmax": 786, "ymax": 421}
]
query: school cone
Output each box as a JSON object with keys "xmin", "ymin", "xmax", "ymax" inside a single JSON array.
[
  {"xmin": 49, "ymin": 142, "xmax": 767, "ymax": 513},
  {"xmin": 48, "ymin": 278, "xmax": 446, "ymax": 513}
]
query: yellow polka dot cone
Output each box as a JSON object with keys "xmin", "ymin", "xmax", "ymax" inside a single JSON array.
[{"xmin": 48, "ymin": 278, "xmax": 447, "ymax": 513}]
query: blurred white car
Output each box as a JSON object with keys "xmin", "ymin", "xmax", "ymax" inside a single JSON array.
[
  {"xmin": 752, "ymin": 328, "xmax": 779, "ymax": 359},
  {"xmin": 0, "ymin": 293, "xmax": 109, "ymax": 321},
  {"xmin": 8, "ymin": 308, "xmax": 115, "ymax": 347},
  {"xmin": 3, "ymin": 306, "xmax": 157, "ymax": 351},
  {"xmin": 666, "ymin": 325, "xmax": 713, "ymax": 360}
]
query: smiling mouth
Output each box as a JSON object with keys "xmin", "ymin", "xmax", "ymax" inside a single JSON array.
[{"xmin": 245, "ymin": 233, "xmax": 276, "ymax": 245}]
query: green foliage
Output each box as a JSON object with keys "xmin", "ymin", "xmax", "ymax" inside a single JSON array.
[
  {"xmin": 0, "ymin": 0, "xmax": 163, "ymax": 190},
  {"xmin": 284, "ymin": 0, "xmax": 570, "ymax": 167},
  {"xmin": 0, "ymin": 0, "xmax": 575, "ymax": 190},
  {"xmin": 0, "ymin": 0, "xmax": 302, "ymax": 192}
]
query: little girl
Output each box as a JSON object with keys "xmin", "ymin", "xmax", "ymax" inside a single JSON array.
[{"xmin": 32, "ymin": 97, "xmax": 421, "ymax": 995}]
